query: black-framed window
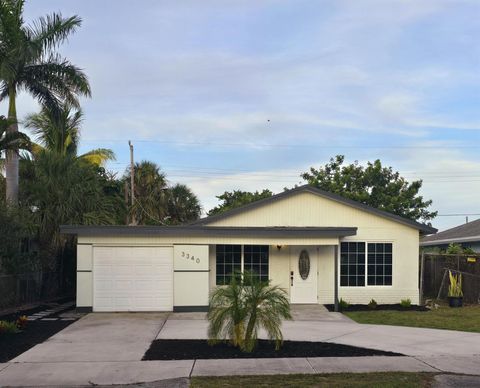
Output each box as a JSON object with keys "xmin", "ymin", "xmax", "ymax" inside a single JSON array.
[
  {"xmin": 367, "ymin": 243, "xmax": 392, "ymax": 286},
  {"xmin": 216, "ymin": 244, "xmax": 241, "ymax": 285},
  {"xmin": 340, "ymin": 242, "xmax": 365, "ymax": 286},
  {"xmin": 244, "ymin": 245, "xmax": 269, "ymax": 283}
]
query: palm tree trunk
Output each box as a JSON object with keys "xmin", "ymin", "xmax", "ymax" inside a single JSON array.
[{"xmin": 5, "ymin": 87, "xmax": 18, "ymax": 203}]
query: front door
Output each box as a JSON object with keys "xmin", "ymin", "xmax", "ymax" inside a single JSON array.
[{"xmin": 290, "ymin": 246, "xmax": 318, "ymax": 303}]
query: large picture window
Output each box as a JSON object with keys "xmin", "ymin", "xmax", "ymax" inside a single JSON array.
[
  {"xmin": 367, "ymin": 243, "xmax": 392, "ymax": 286},
  {"xmin": 216, "ymin": 245, "xmax": 241, "ymax": 285},
  {"xmin": 340, "ymin": 242, "xmax": 365, "ymax": 287},
  {"xmin": 244, "ymin": 245, "xmax": 269, "ymax": 282},
  {"xmin": 215, "ymin": 245, "xmax": 269, "ymax": 285}
]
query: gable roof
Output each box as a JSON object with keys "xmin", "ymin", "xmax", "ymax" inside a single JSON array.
[
  {"xmin": 192, "ymin": 184, "xmax": 437, "ymax": 234},
  {"xmin": 421, "ymin": 218, "xmax": 480, "ymax": 246}
]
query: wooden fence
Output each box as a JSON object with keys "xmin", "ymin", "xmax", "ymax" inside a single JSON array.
[{"xmin": 421, "ymin": 253, "xmax": 480, "ymax": 304}]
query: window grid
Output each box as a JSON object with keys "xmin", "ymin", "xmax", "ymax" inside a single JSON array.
[
  {"xmin": 216, "ymin": 245, "xmax": 269, "ymax": 285},
  {"xmin": 215, "ymin": 244, "xmax": 241, "ymax": 285},
  {"xmin": 244, "ymin": 245, "xmax": 269, "ymax": 283},
  {"xmin": 340, "ymin": 242, "xmax": 365, "ymax": 287},
  {"xmin": 367, "ymin": 243, "xmax": 392, "ymax": 286}
]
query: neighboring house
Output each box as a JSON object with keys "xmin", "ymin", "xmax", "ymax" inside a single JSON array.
[
  {"xmin": 421, "ymin": 218, "xmax": 480, "ymax": 252},
  {"xmin": 62, "ymin": 185, "xmax": 436, "ymax": 313}
]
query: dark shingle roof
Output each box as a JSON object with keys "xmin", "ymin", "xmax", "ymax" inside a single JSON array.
[
  {"xmin": 191, "ymin": 185, "xmax": 437, "ymax": 234},
  {"xmin": 421, "ymin": 218, "xmax": 480, "ymax": 246}
]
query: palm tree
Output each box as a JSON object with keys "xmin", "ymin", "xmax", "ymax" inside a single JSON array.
[
  {"xmin": 125, "ymin": 161, "xmax": 169, "ymax": 225},
  {"xmin": 242, "ymin": 275, "xmax": 291, "ymax": 352},
  {"xmin": 167, "ymin": 183, "xmax": 201, "ymax": 224},
  {"xmin": 24, "ymin": 105, "xmax": 114, "ymax": 166},
  {"xmin": 0, "ymin": 115, "xmax": 30, "ymax": 161},
  {"xmin": 207, "ymin": 272, "xmax": 291, "ymax": 353},
  {"xmin": 207, "ymin": 274, "xmax": 247, "ymax": 349},
  {"xmin": 0, "ymin": 0, "xmax": 91, "ymax": 202}
]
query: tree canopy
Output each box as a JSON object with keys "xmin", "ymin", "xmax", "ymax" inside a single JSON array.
[
  {"xmin": 208, "ymin": 189, "xmax": 273, "ymax": 216},
  {"xmin": 301, "ymin": 155, "xmax": 437, "ymax": 223}
]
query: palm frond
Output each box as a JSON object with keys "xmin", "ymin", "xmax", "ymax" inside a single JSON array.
[
  {"xmin": 79, "ymin": 148, "xmax": 115, "ymax": 166},
  {"xmin": 28, "ymin": 13, "xmax": 81, "ymax": 52}
]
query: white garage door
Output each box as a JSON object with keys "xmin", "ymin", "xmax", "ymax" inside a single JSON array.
[{"xmin": 93, "ymin": 246, "xmax": 173, "ymax": 312}]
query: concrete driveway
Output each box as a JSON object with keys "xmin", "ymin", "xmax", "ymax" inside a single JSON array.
[{"xmin": 1, "ymin": 309, "xmax": 480, "ymax": 386}]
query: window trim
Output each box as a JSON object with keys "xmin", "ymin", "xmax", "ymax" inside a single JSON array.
[{"xmin": 339, "ymin": 240, "xmax": 394, "ymax": 288}]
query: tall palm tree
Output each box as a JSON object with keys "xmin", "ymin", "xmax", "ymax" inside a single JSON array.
[
  {"xmin": 24, "ymin": 105, "xmax": 114, "ymax": 166},
  {"xmin": 0, "ymin": 0, "xmax": 91, "ymax": 203}
]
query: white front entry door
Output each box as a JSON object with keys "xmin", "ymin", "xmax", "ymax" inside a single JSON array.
[{"xmin": 290, "ymin": 247, "xmax": 318, "ymax": 304}]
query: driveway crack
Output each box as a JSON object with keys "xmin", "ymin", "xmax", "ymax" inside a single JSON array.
[{"xmin": 412, "ymin": 356, "xmax": 444, "ymax": 372}]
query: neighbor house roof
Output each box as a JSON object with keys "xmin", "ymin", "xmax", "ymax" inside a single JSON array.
[
  {"xmin": 191, "ymin": 185, "xmax": 437, "ymax": 234},
  {"xmin": 60, "ymin": 225, "xmax": 358, "ymax": 238},
  {"xmin": 421, "ymin": 218, "xmax": 480, "ymax": 246}
]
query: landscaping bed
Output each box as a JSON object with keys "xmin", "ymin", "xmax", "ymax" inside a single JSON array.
[
  {"xmin": 0, "ymin": 319, "xmax": 77, "ymax": 362},
  {"xmin": 142, "ymin": 339, "xmax": 402, "ymax": 360},
  {"xmin": 325, "ymin": 304, "xmax": 429, "ymax": 312}
]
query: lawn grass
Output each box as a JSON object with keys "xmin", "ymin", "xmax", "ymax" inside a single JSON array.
[
  {"xmin": 345, "ymin": 304, "xmax": 480, "ymax": 333},
  {"xmin": 190, "ymin": 372, "xmax": 436, "ymax": 388}
]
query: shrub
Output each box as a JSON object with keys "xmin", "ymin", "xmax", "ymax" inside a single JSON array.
[
  {"xmin": 338, "ymin": 298, "xmax": 350, "ymax": 311},
  {"xmin": 400, "ymin": 298, "xmax": 412, "ymax": 308},
  {"xmin": 448, "ymin": 271, "xmax": 463, "ymax": 297},
  {"xmin": 0, "ymin": 320, "xmax": 20, "ymax": 335},
  {"xmin": 368, "ymin": 299, "xmax": 377, "ymax": 310},
  {"xmin": 208, "ymin": 271, "xmax": 291, "ymax": 353},
  {"xmin": 16, "ymin": 315, "xmax": 28, "ymax": 330}
]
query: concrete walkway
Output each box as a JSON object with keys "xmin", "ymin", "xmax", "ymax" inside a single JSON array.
[{"xmin": 1, "ymin": 310, "xmax": 480, "ymax": 386}]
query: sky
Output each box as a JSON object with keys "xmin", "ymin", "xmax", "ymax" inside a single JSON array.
[{"xmin": 5, "ymin": 0, "xmax": 480, "ymax": 230}]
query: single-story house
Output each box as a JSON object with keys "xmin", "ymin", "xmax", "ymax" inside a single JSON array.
[
  {"xmin": 421, "ymin": 218, "xmax": 480, "ymax": 252},
  {"xmin": 61, "ymin": 185, "xmax": 436, "ymax": 313}
]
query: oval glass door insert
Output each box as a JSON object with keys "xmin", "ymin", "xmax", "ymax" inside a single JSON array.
[{"xmin": 298, "ymin": 250, "xmax": 310, "ymax": 280}]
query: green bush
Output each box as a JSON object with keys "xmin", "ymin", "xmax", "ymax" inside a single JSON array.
[
  {"xmin": 400, "ymin": 298, "xmax": 412, "ymax": 308},
  {"xmin": 368, "ymin": 299, "xmax": 377, "ymax": 310},
  {"xmin": 0, "ymin": 320, "xmax": 20, "ymax": 335},
  {"xmin": 338, "ymin": 298, "xmax": 350, "ymax": 311}
]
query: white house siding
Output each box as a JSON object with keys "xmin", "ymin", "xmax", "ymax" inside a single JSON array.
[{"xmin": 206, "ymin": 191, "xmax": 421, "ymax": 305}]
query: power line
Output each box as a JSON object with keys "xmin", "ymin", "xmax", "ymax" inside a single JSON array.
[{"xmin": 80, "ymin": 138, "xmax": 480, "ymax": 149}]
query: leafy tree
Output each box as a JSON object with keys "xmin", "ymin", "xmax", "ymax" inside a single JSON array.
[
  {"xmin": 208, "ymin": 272, "xmax": 291, "ymax": 353},
  {"xmin": 0, "ymin": 0, "xmax": 91, "ymax": 202},
  {"xmin": 301, "ymin": 155, "xmax": 437, "ymax": 223},
  {"xmin": 167, "ymin": 183, "xmax": 201, "ymax": 224},
  {"xmin": 208, "ymin": 189, "xmax": 273, "ymax": 216},
  {"xmin": 24, "ymin": 105, "xmax": 115, "ymax": 166},
  {"xmin": 0, "ymin": 201, "xmax": 38, "ymax": 274},
  {"xmin": 21, "ymin": 152, "xmax": 119, "ymax": 270}
]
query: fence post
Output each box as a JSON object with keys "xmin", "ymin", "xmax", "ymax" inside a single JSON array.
[
  {"xmin": 419, "ymin": 251, "xmax": 425, "ymax": 305},
  {"xmin": 437, "ymin": 269, "xmax": 448, "ymax": 301}
]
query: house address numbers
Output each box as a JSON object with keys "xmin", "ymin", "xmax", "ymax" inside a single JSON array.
[{"xmin": 181, "ymin": 250, "xmax": 201, "ymax": 264}]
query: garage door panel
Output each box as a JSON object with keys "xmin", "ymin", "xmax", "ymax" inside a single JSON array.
[{"xmin": 93, "ymin": 246, "xmax": 173, "ymax": 312}]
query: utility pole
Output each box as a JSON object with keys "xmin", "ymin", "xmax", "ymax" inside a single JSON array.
[{"xmin": 128, "ymin": 140, "xmax": 136, "ymax": 225}]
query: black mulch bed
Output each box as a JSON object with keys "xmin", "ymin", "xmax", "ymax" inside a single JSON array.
[
  {"xmin": 0, "ymin": 311, "xmax": 77, "ymax": 362},
  {"xmin": 325, "ymin": 304, "xmax": 429, "ymax": 312},
  {"xmin": 142, "ymin": 339, "xmax": 402, "ymax": 360}
]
